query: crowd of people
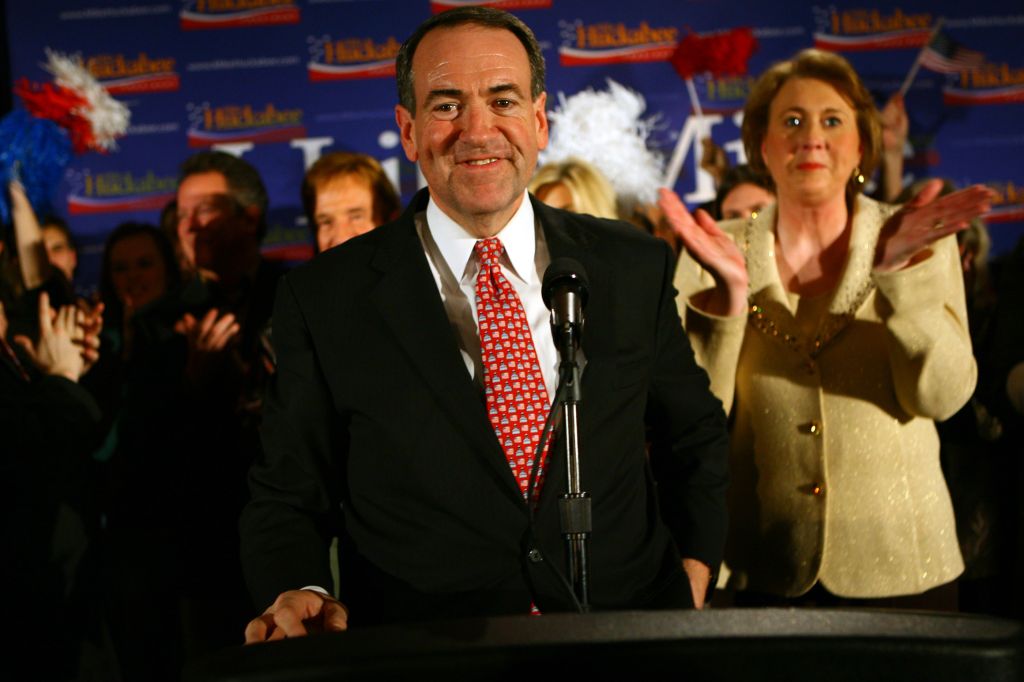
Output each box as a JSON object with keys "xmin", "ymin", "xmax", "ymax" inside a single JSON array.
[
  {"xmin": 2, "ymin": 6, "xmax": 1022, "ymax": 680},
  {"xmin": 2, "ymin": 147, "xmax": 404, "ymax": 678}
]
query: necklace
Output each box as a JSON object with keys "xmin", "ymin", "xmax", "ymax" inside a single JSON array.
[{"xmin": 742, "ymin": 215, "xmax": 876, "ymax": 360}]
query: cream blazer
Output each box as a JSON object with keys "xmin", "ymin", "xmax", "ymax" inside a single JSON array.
[{"xmin": 675, "ymin": 195, "xmax": 973, "ymax": 598}]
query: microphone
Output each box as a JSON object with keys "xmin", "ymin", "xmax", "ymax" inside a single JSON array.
[
  {"xmin": 542, "ymin": 258, "xmax": 593, "ymax": 611},
  {"xmin": 542, "ymin": 258, "xmax": 589, "ymax": 360}
]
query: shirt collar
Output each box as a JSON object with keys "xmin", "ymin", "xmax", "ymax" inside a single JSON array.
[{"xmin": 426, "ymin": 191, "xmax": 537, "ymax": 285}]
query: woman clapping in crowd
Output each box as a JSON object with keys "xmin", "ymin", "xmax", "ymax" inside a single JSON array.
[{"xmin": 662, "ymin": 49, "xmax": 995, "ymax": 607}]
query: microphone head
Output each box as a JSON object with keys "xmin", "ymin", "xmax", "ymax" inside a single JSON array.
[{"xmin": 542, "ymin": 258, "xmax": 590, "ymax": 310}]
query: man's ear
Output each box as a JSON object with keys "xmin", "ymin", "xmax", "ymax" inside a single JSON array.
[
  {"xmin": 533, "ymin": 91, "xmax": 549, "ymax": 151},
  {"xmin": 395, "ymin": 105, "xmax": 418, "ymax": 163},
  {"xmin": 242, "ymin": 205, "xmax": 263, "ymax": 238}
]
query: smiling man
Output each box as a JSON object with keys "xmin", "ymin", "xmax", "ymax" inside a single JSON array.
[
  {"xmin": 301, "ymin": 151, "xmax": 400, "ymax": 253},
  {"xmin": 241, "ymin": 6, "xmax": 729, "ymax": 640}
]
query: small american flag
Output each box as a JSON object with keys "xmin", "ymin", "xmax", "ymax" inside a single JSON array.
[{"xmin": 920, "ymin": 31, "xmax": 984, "ymax": 73}]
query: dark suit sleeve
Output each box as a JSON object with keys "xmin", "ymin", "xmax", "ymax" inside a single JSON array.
[
  {"xmin": 645, "ymin": 242, "xmax": 730, "ymax": 569},
  {"xmin": 240, "ymin": 274, "xmax": 343, "ymax": 610},
  {"xmin": 2, "ymin": 371, "xmax": 101, "ymax": 642}
]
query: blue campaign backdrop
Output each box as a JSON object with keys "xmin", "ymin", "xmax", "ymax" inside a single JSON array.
[{"xmin": 4, "ymin": 0, "xmax": 1023, "ymax": 292}]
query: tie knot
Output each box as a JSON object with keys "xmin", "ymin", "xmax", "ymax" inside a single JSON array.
[{"xmin": 475, "ymin": 237, "xmax": 504, "ymax": 268}]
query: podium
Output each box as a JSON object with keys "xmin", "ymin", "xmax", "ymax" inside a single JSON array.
[{"xmin": 186, "ymin": 609, "xmax": 1023, "ymax": 681}]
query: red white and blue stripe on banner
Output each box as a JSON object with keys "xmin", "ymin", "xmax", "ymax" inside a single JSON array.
[{"xmin": 4, "ymin": 0, "xmax": 1022, "ymax": 289}]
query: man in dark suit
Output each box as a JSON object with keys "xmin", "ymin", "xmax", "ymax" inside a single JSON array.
[{"xmin": 242, "ymin": 6, "xmax": 729, "ymax": 641}]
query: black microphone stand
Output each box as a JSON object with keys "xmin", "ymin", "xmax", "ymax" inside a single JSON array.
[{"xmin": 555, "ymin": 325, "xmax": 591, "ymax": 612}]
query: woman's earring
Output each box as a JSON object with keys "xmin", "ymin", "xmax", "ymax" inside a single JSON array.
[{"xmin": 852, "ymin": 166, "xmax": 865, "ymax": 185}]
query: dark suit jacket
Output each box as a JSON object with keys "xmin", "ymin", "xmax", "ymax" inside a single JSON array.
[
  {"xmin": 2, "ymin": 349, "xmax": 102, "ymax": 676},
  {"xmin": 241, "ymin": 190, "xmax": 729, "ymax": 624}
]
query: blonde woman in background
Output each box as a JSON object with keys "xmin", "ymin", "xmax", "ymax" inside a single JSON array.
[{"xmin": 530, "ymin": 157, "xmax": 618, "ymax": 220}]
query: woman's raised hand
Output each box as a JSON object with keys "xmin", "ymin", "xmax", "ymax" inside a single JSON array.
[
  {"xmin": 658, "ymin": 188, "xmax": 749, "ymax": 316},
  {"xmin": 13, "ymin": 293, "xmax": 84, "ymax": 381},
  {"xmin": 874, "ymin": 179, "xmax": 996, "ymax": 273}
]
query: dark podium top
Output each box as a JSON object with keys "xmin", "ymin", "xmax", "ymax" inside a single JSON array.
[{"xmin": 187, "ymin": 608, "xmax": 1024, "ymax": 681}]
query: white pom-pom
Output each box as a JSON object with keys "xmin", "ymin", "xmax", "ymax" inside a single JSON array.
[
  {"xmin": 540, "ymin": 79, "xmax": 664, "ymax": 206},
  {"xmin": 44, "ymin": 48, "xmax": 130, "ymax": 151}
]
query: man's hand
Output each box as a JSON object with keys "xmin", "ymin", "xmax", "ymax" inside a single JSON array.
[
  {"xmin": 175, "ymin": 308, "xmax": 240, "ymax": 353},
  {"xmin": 175, "ymin": 308, "xmax": 240, "ymax": 384},
  {"xmin": 682, "ymin": 558, "xmax": 713, "ymax": 610},
  {"xmin": 244, "ymin": 590, "xmax": 349, "ymax": 644}
]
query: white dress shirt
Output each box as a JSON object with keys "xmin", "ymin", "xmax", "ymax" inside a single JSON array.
[{"xmin": 416, "ymin": 192, "xmax": 557, "ymax": 402}]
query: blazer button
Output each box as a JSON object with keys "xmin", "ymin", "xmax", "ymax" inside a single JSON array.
[
  {"xmin": 528, "ymin": 548, "xmax": 544, "ymax": 563},
  {"xmin": 811, "ymin": 484, "xmax": 824, "ymax": 496},
  {"xmin": 800, "ymin": 421, "xmax": 823, "ymax": 436}
]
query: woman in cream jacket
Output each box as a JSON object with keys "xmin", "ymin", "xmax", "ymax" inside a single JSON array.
[{"xmin": 661, "ymin": 49, "xmax": 995, "ymax": 601}]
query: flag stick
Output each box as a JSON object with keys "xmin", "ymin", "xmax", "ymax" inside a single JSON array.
[
  {"xmin": 899, "ymin": 17, "xmax": 944, "ymax": 97},
  {"xmin": 664, "ymin": 76, "xmax": 705, "ymax": 188}
]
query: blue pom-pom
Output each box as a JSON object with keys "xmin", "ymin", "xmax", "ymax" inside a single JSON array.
[{"xmin": 0, "ymin": 109, "xmax": 72, "ymax": 225}]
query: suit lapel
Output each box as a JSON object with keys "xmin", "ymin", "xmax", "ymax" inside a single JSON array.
[
  {"xmin": 368, "ymin": 193, "xmax": 518, "ymax": 498},
  {"xmin": 534, "ymin": 197, "xmax": 617, "ymax": 366}
]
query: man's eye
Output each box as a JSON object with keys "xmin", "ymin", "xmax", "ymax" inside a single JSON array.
[
  {"xmin": 436, "ymin": 103, "xmax": 458, "ymax": 113},
  {"xmin": 494, "ymin": 99, "xmax": 514, "ymax": 109}
]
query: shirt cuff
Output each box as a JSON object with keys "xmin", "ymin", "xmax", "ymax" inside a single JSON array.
[{"xmin": 301, "ymin": 585, "xmax": 330, "ymax": 596}]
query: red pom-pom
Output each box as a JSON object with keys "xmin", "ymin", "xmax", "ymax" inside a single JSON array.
[
  {"xmin": 14, "ymin": 78, "xmax": 96, "ymax": 154},
  {"xmin": 670, "ymin": 27, "xmax": 758, "ymax": 80},
  {"xmin": 670, "ymin": 33, "xmax": 704, "ymax": 80}
]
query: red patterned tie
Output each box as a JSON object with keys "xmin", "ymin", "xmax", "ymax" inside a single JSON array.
[{"xmin": 475, "ymin": 237, "xmax": 551, "ymax": 503}]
